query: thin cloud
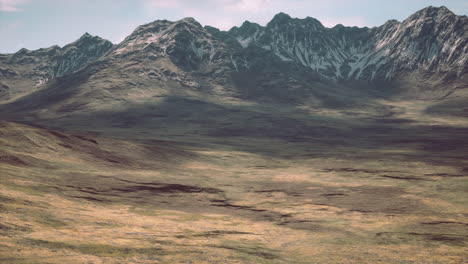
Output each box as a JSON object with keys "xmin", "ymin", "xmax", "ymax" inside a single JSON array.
[{"xmin": 0, "ymin": 0, "xmax": 27, "ymax": 12}]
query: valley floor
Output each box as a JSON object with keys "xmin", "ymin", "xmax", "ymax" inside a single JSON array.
[{"xmin": 0, "ymin": 98, "xmax": 467, "ymax": 263}]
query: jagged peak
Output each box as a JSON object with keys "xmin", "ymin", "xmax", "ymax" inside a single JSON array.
[
  {"xmin": 408, "ymin": 5, "xmax": 455, "ymax": 20},
  {"xmin": 267, "ymin": 12, "xmax": 324, "ymax": 30},
  {"xmin": 74, "ymin": 32, "xmax": 108, "ymax": 44},
  {"xmin": 37, "ymin": 45, "xmax": 61, "ymax": 55},
  {"xmin": 176, "ymin": 17, "xmax": 203, "ymax": 28},
  {"xmin": 61, "ymin": 33, "xmax": 112, "ymax": 52},
  {"xmin": 14, "ymin": 48, "xmax": 29, "ymax": 54},
  {"xmin": 131, "ymin": 17, "xmax": 203, "ymax": 35},
  {"xmin": 421, "ymin": 5, "xmax": 452, "ymax": 14},
  {"xmin": 162, "ymin": 17, "xmax": 206, "ymax": 38},
  {"xmin": 304, "ymin": 16, "xmax": 324, "ymax": 28},
  {"xmin": 37, "ymin": 45, "xmax": 60, "ymax": 51},
  {"xmin": 179, "ymin": 17, "xmax": 197, "ymax": 23},
  {"xmin": 267, "ymin": 12, "xmax": 292, "ymax": 26},
  {"xmin": 240, "ymin": 20, "xmax": 262, "ymax": 28},
  {"xmin": 228, "ymin": 20, "xmax": 262, "ymax": 34},
  {"xmin": 129, "ymin": 19, "xmax": 173, "ymax": 38},
  {"xmin": 140, "ymin": 19, "xmax": 171, "ymax": 29},
  {"xmin": 13, "ymin": 45, "xmax": 60, "ymax": 56},
  {"xmin": 273, "ymin": 12, "xmax": 291, "ymax": 19},
  {"xmin": 80, "ymin": 32, "xmax": 93, "ymax": 39},
  {"xmin": 380, "ymin": 19, "xmax": 400, "ymax": 29},
  {"xmin": 231, "ymin": 20, "xmax": 263, "ymax": 34},
  {"xmin": 330, "ymin": 23, "xmax": 370, "ymax": 34},
  {"xmin": 384, "ymin": 19, "xmax": 400, "ymax": 25}
]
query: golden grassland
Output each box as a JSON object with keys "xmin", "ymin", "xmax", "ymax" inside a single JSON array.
[{"xmin": 0, "ymin": 98, "xmax": 467, "ymax": 263}]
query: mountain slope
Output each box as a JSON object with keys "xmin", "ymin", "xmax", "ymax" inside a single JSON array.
[{"xmin": 0, "ymin": 33, "xmax": 113, "ymax": 100}]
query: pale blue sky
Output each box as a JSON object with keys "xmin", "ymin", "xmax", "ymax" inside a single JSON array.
[{"xmin": 1, "ymin": 0, "xmax": 467, "ymax": 53}]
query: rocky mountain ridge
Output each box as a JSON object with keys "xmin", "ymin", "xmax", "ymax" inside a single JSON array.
[
  {"xmin": 0, "ymin": 6, "xmax": 466, "ymax": 104},
  {"xmin": 229, "ymin": 6, "xmax": 467, "ymax": 81},
  {"xmin": 0, "ymin": 33, "xmax": 113, "ymax": 99}
]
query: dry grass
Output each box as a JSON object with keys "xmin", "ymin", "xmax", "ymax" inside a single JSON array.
[{"xmin": 0, "ymin": 96, "xmax": 467, "ymax": 263}]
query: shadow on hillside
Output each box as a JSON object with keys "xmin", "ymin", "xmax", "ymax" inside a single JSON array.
[{"xmin": 6, "ymin": 95, "xmax": 460, "ymax": 169}]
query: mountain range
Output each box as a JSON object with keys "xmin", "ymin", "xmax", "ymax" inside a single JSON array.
[
  {"xmin": 1, "ymin": 6, "xmax": 466, "ymax": 107},
  {"xmin": 0, "ymin": 5, "xmax": 466, "ymax": 132}
]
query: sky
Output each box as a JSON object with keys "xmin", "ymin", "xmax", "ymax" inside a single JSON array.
[{"xmin": 1, "ymin": 0, "xmax": 467, "ymax": 53}]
